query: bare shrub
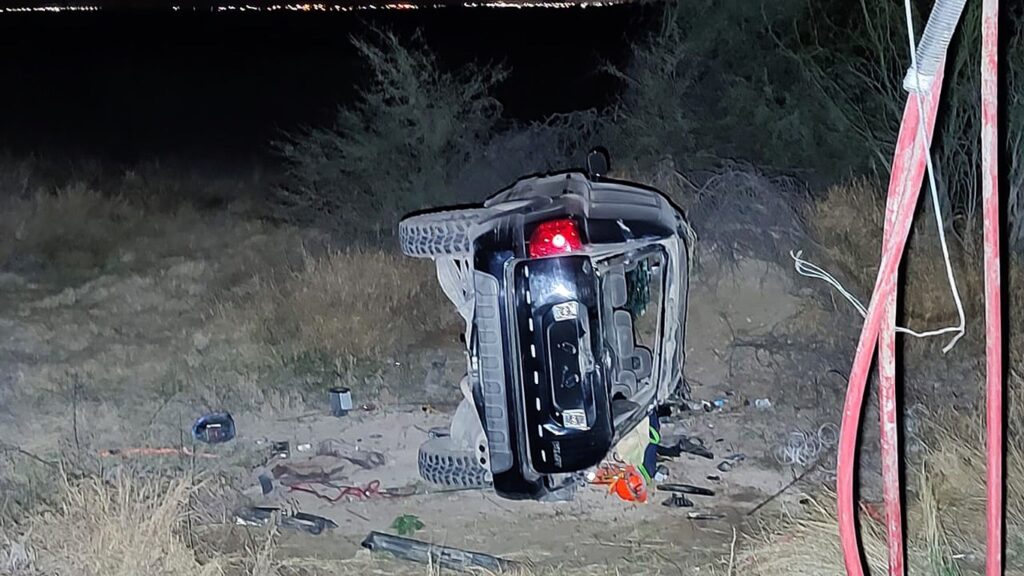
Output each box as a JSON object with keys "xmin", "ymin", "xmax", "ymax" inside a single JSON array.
[
  {"xmin": 275, "ymin": 28, "xmax": 507, "ymax": 237},
  {"xmin": 603, "ymin": 5, "xmax": 697, "ymax": 168}
]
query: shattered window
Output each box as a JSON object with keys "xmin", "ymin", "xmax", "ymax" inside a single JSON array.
[{"xmin": 627, "ymin": 255, "xmax": 664, "ymax": 352}]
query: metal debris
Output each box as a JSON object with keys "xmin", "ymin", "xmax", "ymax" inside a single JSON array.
[{"xmin": 361, "ymin": 531, "xmax": 516, "ymax": 572}]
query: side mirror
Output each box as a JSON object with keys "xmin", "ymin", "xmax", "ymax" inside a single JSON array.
[{"xmin": 586, "ymin": 146, "xmax": 610, "ymax": 180}]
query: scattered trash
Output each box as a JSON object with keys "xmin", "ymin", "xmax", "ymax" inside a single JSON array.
[
  {"xmin": 235, "ymin": 506, "xmax": 337, "ymax": 535},
  {"xmin": 659, "ymin": 483, "xmax": 715, "ymax": 497},
  {"xmin": 329, "ymin": 387, "xmax": 353, "ymax": 417},
  {"xmin": 343, "ymin": 450, "xmax": 386, "ymax": 470},
  {"xmin": 717, "ymin": 454, "xmax": 746, "ymax": 472},
  {"xmin": 590, "ymin": 463, "xmax": 648, "ymax": 503},
  {"xmin": 361, "ymin": 403, "xmax": 377, "ymax": 412},
  {"xmin": 657, "ymin": 436, "xmax": 714, "ymax": 460},
  {"xmin": 258, "ymin": 474, "xmax": 274, "ymax": 495},
  {"xmin": 774, "ymin": 424, "xmax": 839, "ymax": 467},
  {"xmin": 192, "ymin": 412, "xmax": 235, "ymax": 444},
  {"xmin": 391, "ymin": 514, "xmax": 425, "ymax": 536},
  {"xmin": 654, "ymin": 465, "xmax": 670, "ymax": 482},
  {"xmin": 686, "ymin": 512, "xmax": 726, "ymax": 521},
  {"xmin": 296, "ymin": 443, "xmax": 312, "ymax": 453},
  {"xmin": 712, "ymin": 398, "xmax": 728, "ymax": 410},
  {"xmin": 271, "ymin": 441, "xmax": 290, "ymax": 460},
  {"xmin": 706, "ymin": 475, "xmax": 721, "ymax": 482},
  {"xmin": 662, "ymin": 493, "xmax": 694, "ymax": 508},
  {"xmin": 381, "ymin": 484, "xmax": 419, "ymax": 497},
  {"xmin": 316, "ymin": 438, "xmax": 346, "ymax": 457},
  {"xmin": 271, "ymin": 462, "xmax": 347, "ymax": 484},
  {"xmin": 289, "ymin": 479, "xmax": 394, "ymax": 502},
  {"xmin": 753, "ymin": 398, "xmax": 773, "ymax": 410},
  {"xmin": 361, "ymin": 531, "xmax": 516, "ymax": 572}
]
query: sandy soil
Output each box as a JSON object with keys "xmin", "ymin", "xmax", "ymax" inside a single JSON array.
[{"xmin": 0, "ymin": 239, "xmax": 855, "ymax": 572}]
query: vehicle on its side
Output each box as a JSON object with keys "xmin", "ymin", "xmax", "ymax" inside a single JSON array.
[{"xmin": 400, "ymin": 149, "xmax": 692, "ymax": 501}]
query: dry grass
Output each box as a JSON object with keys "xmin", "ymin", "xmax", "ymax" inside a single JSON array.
[
  {"xmin": 810, "ymin": 178, "xmax": 987, "ymax": 330},
  {"xmin": 735, "ymin": 499, "xmax": 893, "ymax": 576},
  {"xmin": 0, "ymin": 184, "xmax": 149, "ymax": 274},
  {"xmin": 0, "ymin": 470, "xmax": 655, "ymax": 576},
  {"xmin": 17, "ymin": 474, "xmax": 221, "ymax": 576},
  {"xmin": 729, "ymin": 179, "xmax": 1024, "ymax": 576},
  {"xmin": 244, "ymin": 248, "xmax": 456, "ymax": 364},
  {"xmin": 725, "ymin": 373, "xmax": 1024, "ymax": 576},
  {"xmin": 922, "ymin": 372, "xmax": 1024, "ymax": 571}
]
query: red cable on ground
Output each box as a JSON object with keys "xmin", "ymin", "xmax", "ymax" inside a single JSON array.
[
  {"xmin": 980, "ymin": 0, "xmax": 1004, "ymax": 574},
  {"xmin": 837, "ymin": 69, "xmax": 945, "ymax": 576}
]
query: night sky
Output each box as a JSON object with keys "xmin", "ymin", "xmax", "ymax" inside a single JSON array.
[{"xmin": 0, "ymin": 4, "xmax": 652, "ymax": 166}]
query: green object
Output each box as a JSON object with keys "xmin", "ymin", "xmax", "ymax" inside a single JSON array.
[
  {"xmin": 649, "ymin": 426, "xmax": 661, "ymax": 445},
  {"xmin": 625, "ymin": 261, "xmax": 652, "ymax": 318},
  {"xmin": 391, "ymin": 514, "xmax": 425, "ymax": 536}
]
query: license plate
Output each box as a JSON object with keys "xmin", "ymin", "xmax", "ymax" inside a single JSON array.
[
  {"xmin": 563, "ymin": 409, "xmax": 588, "ymax": 430},
  {"xmin": 552, "ymin": 301, "xmax": 578, "ymax": 322}
]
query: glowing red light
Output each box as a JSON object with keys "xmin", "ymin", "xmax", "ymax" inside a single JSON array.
[{"xmin": 529, "ymin": 219, "xmax": 583, "ymax": 258}]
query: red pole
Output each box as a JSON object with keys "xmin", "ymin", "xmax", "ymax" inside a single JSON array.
[
  {"xmin": 980, "ymin": 0, "xmax": 1004, "ymax": 574},
  {"xmin": 837, "ymin": 69, "xmax": 945, "ymax": 576}
]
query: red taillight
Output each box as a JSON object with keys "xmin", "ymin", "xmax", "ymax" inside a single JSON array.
[{"xmin": 529, "ymin": 218, "xmax": 583, "ymax": 258}]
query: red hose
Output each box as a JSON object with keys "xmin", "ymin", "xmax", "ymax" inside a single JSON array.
[
  {"xmin": 878, "ymin": 267, "xmax": 903, "ymax": 576},
  {"xmin": 980, "ymin": 0, "xmax": 1004, "ymax": 574},
  {"xmin": 837, "ymin": 69, "xmax": 945, "ymax": 576}
]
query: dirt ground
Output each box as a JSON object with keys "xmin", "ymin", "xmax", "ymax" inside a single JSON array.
[{"xmin": 0, "ymin": 208, "xmax": 865, "ymax": 575}]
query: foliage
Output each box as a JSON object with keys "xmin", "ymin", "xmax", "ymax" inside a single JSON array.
[
  {"xmin": 604, "ymin": 1, "xmax": 853, "ymax": 176},
  {"xmin": 275, "ymin": 28, "xmax": 507, "ymax": 238},
  {"xmin": 797, "ymin": 1, "xmax": 1024, "ymax": 246},
  {"xmin": 613, "ymin": 0, "xmax": 1024, "ymax": 248}
]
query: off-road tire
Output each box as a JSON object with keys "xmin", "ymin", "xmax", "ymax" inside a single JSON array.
[
  {"xmin": 399, "ymin": 209, "xmax": 493, "ymax": 258},
  {"xmin": 417, "ymin": 437, "xmax": 491, "ymax": 488}
]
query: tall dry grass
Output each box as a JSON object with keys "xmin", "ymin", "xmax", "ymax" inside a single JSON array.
[
  {"xmin": 244, "ymin": 248, "xmax": 456, "ymax": 364},
  {"xmin": 729, "ymin": 377, "xmax": 1024, "ymax": 576},
  {"xmin": 19, "ymin": 474, "xmax": 221, "ymax": 576},
  {"xmin": 810, "ymin": 178, "xmax": 987, "ymax": 330},
  {"xmin": 0, "ymin": 184, "xmax": 148, "ymax": 273}
]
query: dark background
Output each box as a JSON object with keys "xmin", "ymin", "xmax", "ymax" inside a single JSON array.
[{"xmin": 0, "ymin": 6, "xmax": 651, "ymax": 166}]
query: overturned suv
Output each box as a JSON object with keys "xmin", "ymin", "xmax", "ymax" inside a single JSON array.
[{"xmin": 400, "ymin": 150, "xmax": 692, "ymax": 501}]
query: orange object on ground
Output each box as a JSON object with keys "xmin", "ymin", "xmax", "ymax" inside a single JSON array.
[{"xmin": 590, "ymin": 463, "xmax": 648, "ymax": 503}]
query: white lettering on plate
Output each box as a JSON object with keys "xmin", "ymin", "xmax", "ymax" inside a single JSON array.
[
  {"xmin": 563, "ymin": 409, "xmax": 588, "ymax": 430},
  {"xmin": 552, "ymin": 301, "xmax": 578, "ymax": 322}
]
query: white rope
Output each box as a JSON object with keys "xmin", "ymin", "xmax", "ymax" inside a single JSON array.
[
  {"xmin": 793, "ymin": 0, "xmax": 966, "ymax": 354},
  {"xmin": 902, "ymin": 0, "xmax": 966, "ymax": 353},
  {"xmin": 792, "ymin": 250, "xmax": 963, "ymax": 342}
]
